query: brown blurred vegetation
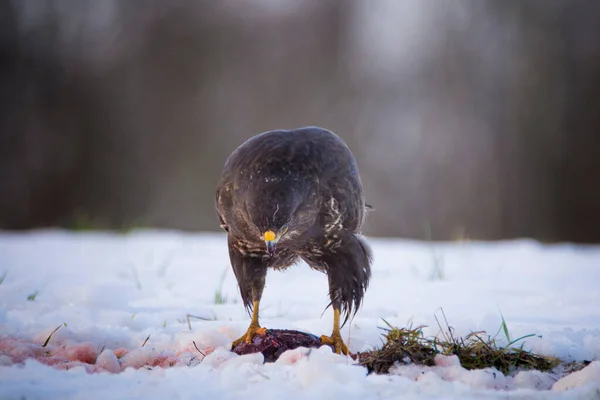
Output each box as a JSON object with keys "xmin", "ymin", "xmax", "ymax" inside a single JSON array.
[{"xmin": 1, "ymin": 0, "xmax": 599, "ymax": 242}]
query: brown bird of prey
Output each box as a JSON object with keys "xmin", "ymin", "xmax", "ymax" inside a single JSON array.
[{"xmin": 215, "ymin": 126, "xmax": 372, "ymax": 354}]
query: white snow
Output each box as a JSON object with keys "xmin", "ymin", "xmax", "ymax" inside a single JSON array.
[
  {"xmin": 0, "ymin": 230, "xmax": 599, "ymax": 399},
  {"xmin": 553, "ymin": 361, "xmax": 600, "ymax": 392}
]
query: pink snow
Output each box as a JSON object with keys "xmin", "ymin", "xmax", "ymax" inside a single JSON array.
[{"xmin": 0, "ymin": 337, "xmax": 209, "ymax": 374}]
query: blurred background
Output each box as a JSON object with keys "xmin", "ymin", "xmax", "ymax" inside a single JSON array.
[{"xmin": 1, "ymin": 0, "xmax": 599, "ymax": 243}]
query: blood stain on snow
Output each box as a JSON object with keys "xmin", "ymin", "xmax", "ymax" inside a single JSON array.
[{"xmin": 0, "ymin": 337, "xmax": 209, "ymax": 374}]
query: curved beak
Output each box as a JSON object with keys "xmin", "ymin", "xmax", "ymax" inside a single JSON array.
[
  {"xmin": 263, "ymin": 230, "xmax": 278, "ymax": 256},
  {"xmin": 266, "ymin": 239, "xmax": 276, "ymax": 256}
]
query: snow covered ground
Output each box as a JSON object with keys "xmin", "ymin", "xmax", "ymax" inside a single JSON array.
[{"xmin": 0, "ymin": 230, "xmax": 599, "ymax": 399}]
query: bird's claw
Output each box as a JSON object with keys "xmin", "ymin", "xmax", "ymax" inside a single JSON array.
[
  {"xmin": 232, "ymin": 326, "xmax": 267, "ymax": 348},
  {"xmin": 320, "ymin": 333, "xmax": 349, "ymax": 355}
]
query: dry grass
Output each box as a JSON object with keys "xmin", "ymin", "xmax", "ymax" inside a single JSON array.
[
  {"xmin": 441, "ymin": 330, "xmax": 559, "ymax": 373},
  {"xmin": 357, "ymin": 323, "xmax": 436, "ymax": 373},
  {"xmin": 357, "ymin": 316, "xmax": 561, "ymax": 375}
]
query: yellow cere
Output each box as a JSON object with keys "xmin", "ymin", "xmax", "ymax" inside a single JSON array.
[{"xmin": 263, "ymin": 230, "xmax": 276, "ymax": 242}]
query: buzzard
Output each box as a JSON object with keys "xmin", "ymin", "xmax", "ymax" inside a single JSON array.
[{"xmin": 215, "ymin": 126, "xmax": 372, "ymax": 354}]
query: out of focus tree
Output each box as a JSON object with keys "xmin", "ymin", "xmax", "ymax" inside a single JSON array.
[{"xmin": 1, "ymin": 0, "xmax": 599, "ymax": 242}]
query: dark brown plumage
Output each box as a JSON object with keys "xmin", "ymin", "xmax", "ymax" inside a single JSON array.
[{"xmin": 215, "ymin": 126, "xmax": 372, "ymax": 354}]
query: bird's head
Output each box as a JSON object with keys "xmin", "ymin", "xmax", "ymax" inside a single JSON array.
[
  {"xmin": 252, "ymin": 198, "xmax": 304, "ymax": 257},
  {"xmin": 243, "ymin": 176, "xmax": 318, "ymax": 257},
  {"xmin": 218, "ymin": 153, "xmax": 321, "ymax": 257},
  {"xmin": 262, "ymin": 224, "xmax": 289, "ymax": 257}
]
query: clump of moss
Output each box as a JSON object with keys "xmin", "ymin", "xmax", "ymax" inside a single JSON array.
[{"xmin": 357, "ymin": 316, "xmax": 561, "ymax": 375}]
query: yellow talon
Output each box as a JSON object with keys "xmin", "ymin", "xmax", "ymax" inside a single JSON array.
[
  {"xmin": 232, "ymin": 326, "xmax": 267, "ymax": 347},
  {"xmin": 321, "ymin": 308, "xmax": 349, "ymax": 355},
  {"xmin": 231, "ymin": 300, "xmax": 266, "ymax": 348},
  {"xmin": 320, "ymin": 333, "xmax": 349, "ymax": 355}
]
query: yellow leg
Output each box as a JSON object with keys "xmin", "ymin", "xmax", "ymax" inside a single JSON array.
[
  {"xmin": 320, "ymin": 308, "xmax": 349, "ymax": 355},
  {"xmin": 231, "ymin": 300, "xmax": 267, "ymax": 347}
]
